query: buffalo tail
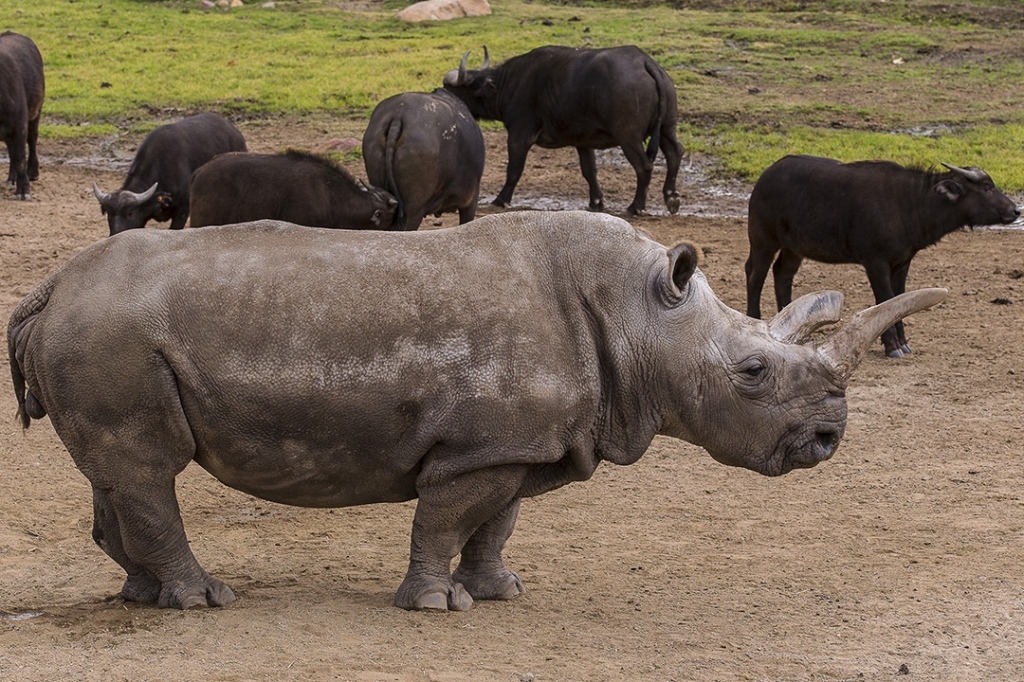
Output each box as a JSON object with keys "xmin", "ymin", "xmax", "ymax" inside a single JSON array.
[{"xmin": 384, "ymin": 118, "xmax": 407, "ymax": 226}]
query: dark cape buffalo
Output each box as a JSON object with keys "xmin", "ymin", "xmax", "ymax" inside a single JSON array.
[
  {"xmin": 443, "ymin": 45, "xmax": 683, "ymax": 217},
  {"xmin": 189, "ymin": 150, "xmax": 398, "ymax": 230},
  {"xmin": 745, "ymin": 155, "xmax": 1020, "ymax": 357},
  {"xmin": 362, "ymin": 88, "xmax": 485, "ymax": 230},
  {"xmin": 92, "ymin": 112, "xmax": 247, "ymax": 235},
  {"xmin": 0, "ymin": 31, "xmax": 44, "ymax": 201}
]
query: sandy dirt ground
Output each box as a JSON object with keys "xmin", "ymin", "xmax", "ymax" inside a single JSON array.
[{"xmin": 1, "ymin": 121, "xmax": 1023, "ymax": 681}]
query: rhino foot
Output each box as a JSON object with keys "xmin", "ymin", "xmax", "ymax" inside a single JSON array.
[
  {"xmin": 451, "ymin": 566, "xmax": 524, "ymax": 601},
  {"xmin": 121, "ymin": 572, "xmax": 162, "ymax": 603},
  {"xmin": 158, "ymin": 576, "xmax": 236, "ymax": 610},
  {"xmin": 394, "ymin": 576, "xmax": 473, "ymax": 611}
]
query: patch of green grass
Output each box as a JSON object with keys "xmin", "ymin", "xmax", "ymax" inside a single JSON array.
[
  {"xmin": 5, "ymin": 0, "xmax": 1024, "ymax": 190},
  {"xmin": 38, "ymin": 123, "xmax": 119, "ymax": 139},
  {"xmin": 683, "ymin": 123, "xmax": 1024, "ymax": 189}
]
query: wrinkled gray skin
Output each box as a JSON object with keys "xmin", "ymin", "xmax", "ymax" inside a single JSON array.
[{"xmin": 7, "ymin": 212, "xmax": 944, "ymax": 611}]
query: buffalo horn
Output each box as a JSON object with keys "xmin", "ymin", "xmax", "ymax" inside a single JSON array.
[
  {"xmin": 92, "ymin": 182, "xmax": 110, "ymax": 204},
  {"xmin": 768, "ymin": 290, "xmax": 844, "ymax": 344},
  {"xmin": 125, "ymin": 182, "xmax": 160, "ymax": 205},
  {"xmin": 481, "ymin": 45, "xmax": 490, "ymax": 70},
  {"xmin": 941, "ymin": 162, "xmax": 986, "ymax": 183},
  {"xmin": 817, "ymin": 288, "xmax": 947, "ymax": 380},
  {"xmin": 458, "ymin": 50, "xmax": 470, "ymax": 85}
]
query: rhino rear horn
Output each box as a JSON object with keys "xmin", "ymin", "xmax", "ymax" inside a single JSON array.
[
  {"xmin": 817, "ymin": 288, "xmax": 947, "ymax": 379},
  {"xmin": 768, "ymin": 291, "xmax": 844, "ymax": 344}
]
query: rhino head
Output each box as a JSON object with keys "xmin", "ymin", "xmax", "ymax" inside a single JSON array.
[{"xmin": 654, "ymin": 243, "xmax": 945, "ymax": 477}]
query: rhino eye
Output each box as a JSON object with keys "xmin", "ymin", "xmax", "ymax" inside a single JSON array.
[{"xmin": 739, "ymin": 357, "xmax": 767, "ymax": 379}]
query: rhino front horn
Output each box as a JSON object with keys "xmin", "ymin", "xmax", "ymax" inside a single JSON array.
[{"xmin": 817, "ymin": 288, "xmax": 947, "ymax": 379}]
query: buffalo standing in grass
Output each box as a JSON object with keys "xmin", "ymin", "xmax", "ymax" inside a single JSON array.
[
  {"xmin": 92, "ymin": 112, "xmax": 247, "ymax": 234},
  {"xmin": 746, "ymin": 155, "xmax": 1019, "ymax": 357},
  {"xmin": 9, "ymin": 211, "xmax": 944, "ymax": 611},
  {"xmin": 443, "ymin": 45, "xmax": 683, "ymax": 217},
  {"xmin": 0, "ymin": 31, "xmax": 44, "ymax": 201},
  {"xmin": 189, "ymin": 150, "xmax": 398, "ymax": 230},
  {"xmin": 362, "ymin": 89, "xmax": 485, "ymax": 230}
]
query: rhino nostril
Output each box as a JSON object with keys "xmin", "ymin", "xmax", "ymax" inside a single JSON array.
[{"xmin": 816, "ymin": 430, "xmax": 839, "ymax": 457}]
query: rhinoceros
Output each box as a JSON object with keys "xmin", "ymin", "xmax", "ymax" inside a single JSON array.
[{"xmin": 7, "ymin": 211, "xmax": 944, "ymax": 611}]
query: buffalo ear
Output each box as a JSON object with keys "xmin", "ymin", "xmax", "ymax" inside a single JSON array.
[
  {"xmin": 667, "ymin": 241, "xmax": 699, "ymax": 297},
  {"xmin": 935, "ymin": 179, "xmax": 963, "ymax": 203},
  {"xmin": 157, "ymin": 192, "xmax": 174, "ymax": 208}
]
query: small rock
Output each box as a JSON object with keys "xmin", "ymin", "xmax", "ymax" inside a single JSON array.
[
  {"xmin": 262, "ymin": 1, "xmax": 275, "ymax": 6},
  {"xmin": 991, "ymin": 297, "xmax": 1012, "ymax": 305},
  {"xmin": 200, "ymin": 0, "xmax": 215, "ymax": 7},
  {"xmin": 898, "ymin": 663, "xmax": 910, "ymax": 675},
  {"xmin": 231, "ymin": 0, "xmax": 244, "ymax": 6},
  {"xmin": 396, "ymin": 0, "xmax": 491, "ymax": 22},
  {"xmin": 217, "ymin": 0, "xmax": 229, "ymax": 6}
]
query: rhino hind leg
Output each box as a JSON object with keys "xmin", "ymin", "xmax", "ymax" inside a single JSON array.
[
  {"xmin": 99, "ymin": 476, "xmax": 235, "ymax": 609},
  {"xmin": 91, "ymin": 487, "xmax": 161, "ymax": 603},
  {"xmin": 452, "ymin": 497, "xmax": 524, "ymax": 601},
  {"xmin": 395, "ymin": 462, "xmax": 524, "ymax": 611}
]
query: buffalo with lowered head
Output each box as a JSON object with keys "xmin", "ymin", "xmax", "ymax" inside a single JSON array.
[
  {"xmin": 190, "ymin": 150, "xmax": 398, "ymax": 230},
  {"xmin": 362, "ymin": 88, "xmax": 485, "ymax": 230},
  {"xmin": 0, "ymin": 31, "xmax": 44, "ymax": 201},
  {"xmin": 746, "ymin": 155, "xmax": 1019, "ymax": 357},
  {"xmin": 93, "ymin": 112, "xmax": 247, "ymax": 235},
  {"xmin": 8, "ymin": 211, "xmax": 943, "ymax": 611},
  {"xmin": 443, "ymin": 45, "xmax": 684, "ymax": 217}
]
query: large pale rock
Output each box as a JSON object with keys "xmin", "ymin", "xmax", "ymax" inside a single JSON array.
[{"xmin": 396, "ymin": 0, "xmax": 490, "ymax": 22}]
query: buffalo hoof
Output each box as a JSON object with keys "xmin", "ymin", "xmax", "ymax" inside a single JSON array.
[
  {"xmin": 16, "ymin": 192, "xmax": 30, "ymax": 201},
  {"xmin": 885, "ymin": 348, "xmax": 905, "ymax": 359},
  {"xmin": 452, "ymin": 566, "xmax": 524, "ymax": 601},
  {"xmin": 666, "ymin": 193, "xmax": 681, "ymax": 215},
  {"xmin": 158, "ymin": 576, "xmax": 236, "ymax": 609},
  {"xmin": 900, "ymin": 344, "xmax": 913, "ymax": 354},
  {"xmin": 490, "ymin": 198, "xmax": 512, "ymax": 210}
]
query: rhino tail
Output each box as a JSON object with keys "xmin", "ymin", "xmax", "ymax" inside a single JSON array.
[
  {"xmin": 7, "ymin": 276, "xmax": 55, "ymax": 428},
  {"xmin": 383, "ymin": 118, "xmax": 407, "ymax": 227}
]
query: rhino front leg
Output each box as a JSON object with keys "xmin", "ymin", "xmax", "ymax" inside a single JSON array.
[
  {"xmin": 395, "ymin": 463, "xmax": 524, "ymax": 611},
  {"xmin": 106, "ymin": 479, "xmax": 235, "ymax": 609},
  {"xmin": 452, "ymin": 497, "xmax": 524, "ymax": 601},
  {"xmin": 92, "ymin": 487, "xmax": 161, "ymax": 603}
]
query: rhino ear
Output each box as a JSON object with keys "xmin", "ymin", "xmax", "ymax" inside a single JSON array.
[{"xmin": 667, "ymin": 242, "xmax": 699, "ymax": 297}]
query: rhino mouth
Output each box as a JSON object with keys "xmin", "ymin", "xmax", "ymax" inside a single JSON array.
[{"xmin": 767, "ymin": 423, "xmax": 844, "ymax": 476}]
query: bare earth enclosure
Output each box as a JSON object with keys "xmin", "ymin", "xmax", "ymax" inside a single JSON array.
[{"xmin": 1, "ymin": 122, "xmax": 1023, "ymax": 681}]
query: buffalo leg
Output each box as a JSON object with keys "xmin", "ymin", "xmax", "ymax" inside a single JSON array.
[
  {"xmin": 771, "ymin": 248, "xmax": 804, "ymax": 311},
  {"xmin": 458, "ymin": 194, "xmax": 478, "ymax": 224},
  {"xmin": 169, "ymin": 212, "xmax": 188, "ymax": 231},
  {"xmin": 864, "ymin": 262, "xmax": 903, "ymax": 357},
  {"xmin": 621, "ymin": 141, "xmax": 654, "ymax": 217},
  {"xmin": 103, "ymin": 477, "xmax": 235, "ymax": 609},
  {"xmin": 494, "ymin": 136, "xmax": 533, "ymax": 208},
  {"xmin": 395, "ymin": 462, "xmax": 523, "ymax": 611},
  {"xmin": 891, "ymin": 261, "xmax": 913, "ymax": 353},
  {"xmin": 92, "ymin": 487, "xmax": 161, "ymax": 603},
  {"xmin": 27, "ymin": 114, "xmax": 40, "ymax": 181},
  {"xmin": 451, "ymin": 498, "xmax": 524, "ymax": 601},
  {"xmin": 744, "ymin": 244, "xmax": 777, "ymax": 319},
  {"xmin": 5, "ymin": 129, "xmax": 29, "ymax": 199},
  {"xmin": 576, "ymin": 147, "xmax": 605, "ymax": 212},
  {"xmin": 659, "ymin": 126, "xmax": 684, "ymax": 215}
]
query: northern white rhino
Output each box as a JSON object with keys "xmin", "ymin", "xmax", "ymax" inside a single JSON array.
[{"xmin": 7, "ymin": 211, "xmax": 944, "ymax": 611}]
